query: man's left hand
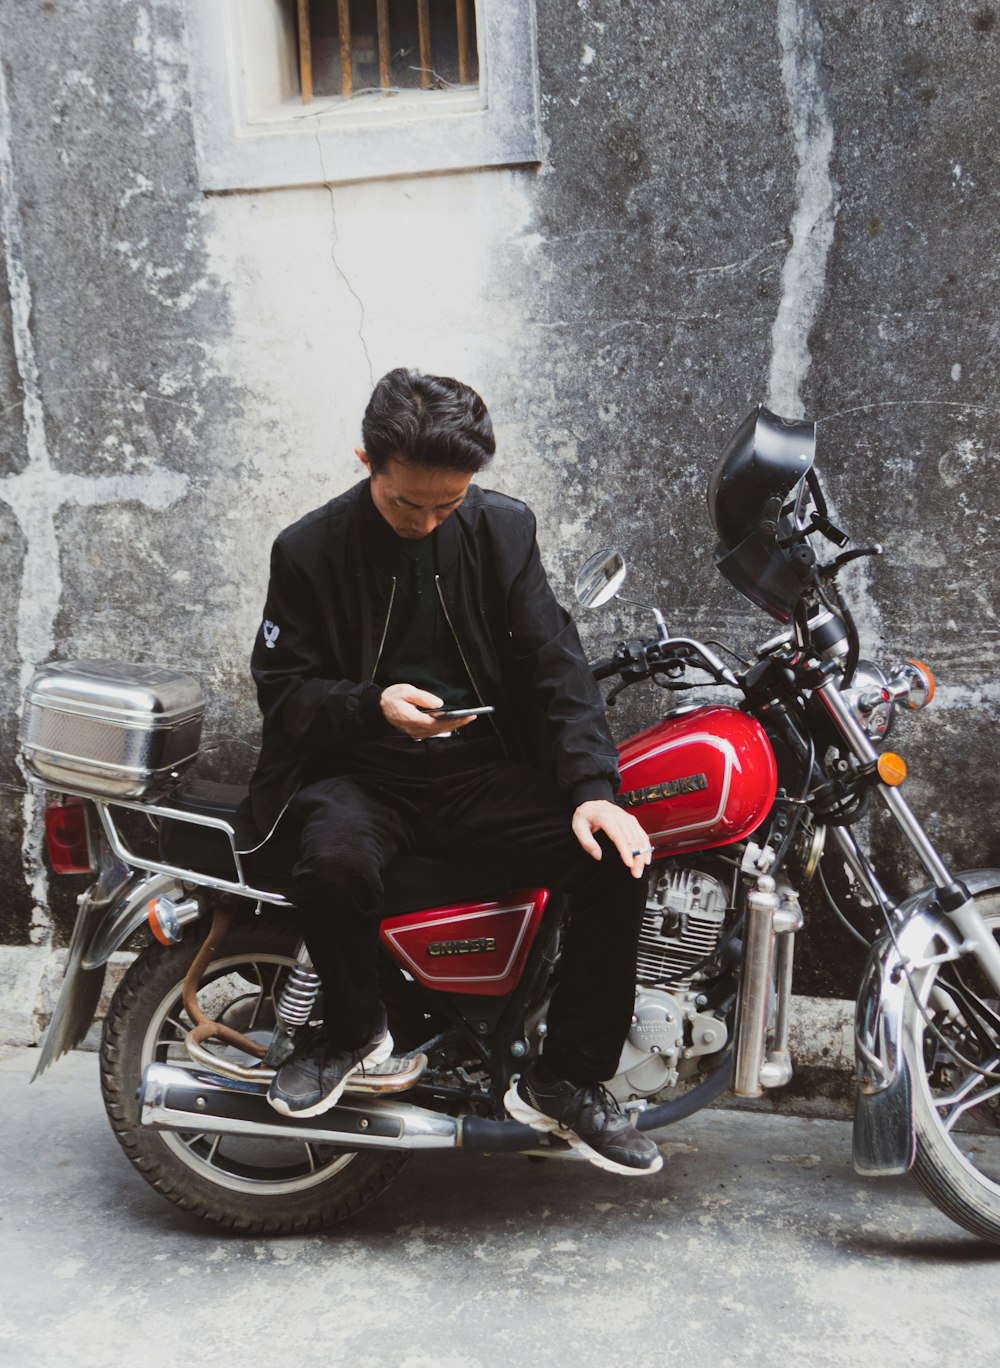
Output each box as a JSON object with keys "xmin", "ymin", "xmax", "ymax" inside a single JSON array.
[{"xmin": 571, "ymin": 800, "xmax": 652, "ymax": 880}]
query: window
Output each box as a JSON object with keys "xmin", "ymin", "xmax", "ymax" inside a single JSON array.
[
  {"xmin": 295, "ymin": 0, "xmax": 479, "ymax": 103},
  {"xmin": 186, "ymin": 0, "xmax": 540, "ymax": 193}
]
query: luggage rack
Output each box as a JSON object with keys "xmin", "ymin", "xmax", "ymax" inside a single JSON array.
[{"xmin": 29, "ymin": 778, "xmax": 292, "ymax": 908}]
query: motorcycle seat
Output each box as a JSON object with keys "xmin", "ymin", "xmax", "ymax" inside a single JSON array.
[{"xmin": 158, "ymin": 778, "xmax": 514, "ymax": 914}]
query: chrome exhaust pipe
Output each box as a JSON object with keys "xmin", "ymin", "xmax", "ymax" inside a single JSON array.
[{"xmin": 140, "ymin": 1062, "xmax": 459, "ymax": 1151}]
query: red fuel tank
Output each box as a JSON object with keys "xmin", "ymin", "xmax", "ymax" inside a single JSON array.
[{"xmin": 617, "ymin": 704, "xmax": 777, "ymax": 856}]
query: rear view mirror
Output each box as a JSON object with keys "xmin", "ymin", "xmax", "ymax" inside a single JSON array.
[{"xmin": 575, "ymin": 549, "xmax": 626, "ymax": 608}]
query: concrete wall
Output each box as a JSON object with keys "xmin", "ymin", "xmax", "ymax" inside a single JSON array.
[{"xmin": 0, "ymin": 1, "xmax": 998, "ymax": 1003}]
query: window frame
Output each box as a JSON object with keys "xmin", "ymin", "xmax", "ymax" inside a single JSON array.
[{"xmin": 185, "ymin": 0, "xmax": 541, "ymax": 193}]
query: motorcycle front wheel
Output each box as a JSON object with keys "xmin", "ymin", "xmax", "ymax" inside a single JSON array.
[
  {"xmin": 100, "ymin": 914, "xmax": 409, "ymax": 1235},
  {"xmin": 902, "ymin": 889, "xmax": 1000, "ymax": 1242}
]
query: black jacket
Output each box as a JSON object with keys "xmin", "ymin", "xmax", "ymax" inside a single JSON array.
[{"xmin": 236, "ymin": 479, "xmax": 620, "ymax": 850}]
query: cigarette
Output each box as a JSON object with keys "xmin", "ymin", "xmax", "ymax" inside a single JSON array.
[{"xmin": 631, "ymin": 846, "xmax": 654, "ymax": 856}]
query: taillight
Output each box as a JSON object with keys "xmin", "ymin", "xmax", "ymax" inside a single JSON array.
[{"xmin": 44, "ymin": 797, "xmax": 95, "ymax": 874}]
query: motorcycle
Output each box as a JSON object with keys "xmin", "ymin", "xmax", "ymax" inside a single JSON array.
[{"xmin": 21, "ymin": 404, "xmax": 1000, "ymax": 1241}]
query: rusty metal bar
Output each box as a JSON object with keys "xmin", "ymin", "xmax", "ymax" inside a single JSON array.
[
  {"xmin": 181, "ymin": 904, "xmax": 268, "ymax": 1061},
  {"xmin": 297, "ymin": 0, "xmax": 313, "ymax": 104},
  {"xmin": 338, "ymin": 0, "xmax": 353, "ymax": 98},
  {"xmin": 455, "ymin": 0, "xmax": 471, "ymax": 85},
  {"xmin": 417, "ymin": 0, "xmax": 432, "ymax": 88},
  {"xmin": 377, "ymin": 0, "xmax": 392, "ymax": 90}
]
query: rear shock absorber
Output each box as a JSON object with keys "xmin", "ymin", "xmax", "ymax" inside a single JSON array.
[{"xmin": 264, "ymin": 946, "xmax": 321, "ymax": 1067}]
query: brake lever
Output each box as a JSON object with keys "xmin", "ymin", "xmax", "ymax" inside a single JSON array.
[
  {"xmin": 819, "ymin": 544, "xmax": 883, "ymax": 579},
  {"xmin": 650, "ymin": 639, "xmax": 740, "ymax": 689},
  {"xmin": 605, "ymin": 641, "xmax": 651, "ymax": 703},
  {"xmin": 605, "ymin": 678, "xmax": 630, "ymax": 708}
]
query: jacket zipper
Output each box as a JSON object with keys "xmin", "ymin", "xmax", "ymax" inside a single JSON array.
[
  {"xmin": 435, "ymin": 574, "xmax": 508, "ymax": 756},
  {"xmin": 372, "ymin": 576, "xmax": 397, "ymax": 679},
  {"xmin": 235, "ymin": 793, "xmax": 294, "ymax": 854}
]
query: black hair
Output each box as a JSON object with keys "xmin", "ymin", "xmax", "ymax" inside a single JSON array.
[{"xmin": 361, "ymin": 368, "xmax": 496, "ymax": 475}]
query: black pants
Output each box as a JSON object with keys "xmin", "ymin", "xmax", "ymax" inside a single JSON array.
[{"xmin": 287, "ymin": 731, "xmax": 647, "ymax": 1084}]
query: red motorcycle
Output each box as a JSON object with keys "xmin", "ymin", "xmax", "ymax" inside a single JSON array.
[{"xmin": 24, "ymin": 406, "xmax": 1000, "ymax": 1241}]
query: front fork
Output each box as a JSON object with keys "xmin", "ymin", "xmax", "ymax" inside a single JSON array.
[{"xmin": 817, "ymin": 679, "xmax": 1000, "ymax": 997}]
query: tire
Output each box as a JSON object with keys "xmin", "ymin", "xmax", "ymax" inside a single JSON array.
[
  {"xmin": 100, "ymin": 915, "xmax": 409, "ymax": 1235},
  {"xmin": 902, "ymin": 890, "xmax": 1000, "ymax": 1241}
]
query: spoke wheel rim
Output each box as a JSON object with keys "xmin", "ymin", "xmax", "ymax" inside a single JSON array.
[
  {"xmin": 141, "ymin": 951, "xmax": 357, "ymax": 1196},
  {"xmin": 909, "ymin": 898, "xmax": 1000, "ymax": 1196}
]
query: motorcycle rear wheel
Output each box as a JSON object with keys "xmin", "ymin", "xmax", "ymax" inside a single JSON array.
[
  {"xmin": 100, "ymin": 915, "xmax": 409, "ymax": 1235},
  {"xmin": 903, "ymin": 890, "xmax": 1000, "ymax": 1242}
]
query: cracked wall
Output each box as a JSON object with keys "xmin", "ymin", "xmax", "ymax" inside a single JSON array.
[
  {"xmin": 0, "ymin": 1, "xmax": 238, "ymax": 942},
  {"xmin": 0, "ymin": 1, "xmax": 998, "ymax": 1000},
  {"xmin": 510, "ymin": 0, "xmax": 1000, "ymax": 995}
]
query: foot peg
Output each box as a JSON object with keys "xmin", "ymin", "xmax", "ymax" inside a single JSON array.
[
  {"xmin": 185, "ymin": 1032, "xmax": 428, "ymax": 1094},
  {"xmin": 346, "ymin": 1052, "xmax": 428, "ymax": 1095}
]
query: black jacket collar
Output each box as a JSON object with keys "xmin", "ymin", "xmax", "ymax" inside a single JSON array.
[{"xmin": 353, "ymin": 476, "xmax": 479, "ymax": 577}]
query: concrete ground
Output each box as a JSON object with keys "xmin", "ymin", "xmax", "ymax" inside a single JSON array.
[{"xmin": 2, "ymin": 1047, "xmax": 1000, "ymax": 1368}]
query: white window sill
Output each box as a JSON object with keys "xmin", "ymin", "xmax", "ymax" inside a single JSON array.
[{"xmin": 186, "ymin": 0, "xmax": 540, "ymax": 193}]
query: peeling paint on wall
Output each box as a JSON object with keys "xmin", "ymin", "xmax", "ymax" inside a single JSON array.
[
  {"xmin": 767, "ymin": 0, "xmax": 839, "ymax": 419},
  {"xmin": 0, "ymin": 55, "xmax": 191, "ymax": 943},
  {"xmin": 765, "ymin": 0, "xmax": 885, "ymax": 656},
  {"xmin": 0, "ymin": 0, "xmax": 997, "ymax": 1009},
  {"xmin": 0, "ymin": 52, "xmax": 59, "ymax": 943}
]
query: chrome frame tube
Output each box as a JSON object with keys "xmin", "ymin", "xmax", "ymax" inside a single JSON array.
[
  {"xmin": 732, "ymin": 876, "xmax": 778, "ymax": 1097},
  {"xmin": 658, "ymin": 637, "xmax": 740, "ymax": 688},
  {"xmin": 770, "ymin": 933, "xmax": 795, "ymax": 1055},
  {"xmin": 816, "ymin": 681, "xmax": 954, "ymax": 889},
  {"xmin": 827, "ymin": 823, "xmax": 895, "ymax": 914},
  {"xmin": 943, "ymin": 896, "xmax": 1000, "ymax": 991},
  {"xmin": 185, "ymin": 1037, "xmax": 277, "ymax": 1084},
  {"xmin": 27, "ymin": 778, "xmax": 292, "ymax": 907},
  {"xmin": 817, "ymin": 680, "xmax": 1000, "ymax": 993}
]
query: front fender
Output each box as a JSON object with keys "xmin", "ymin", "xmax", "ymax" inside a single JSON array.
[
  {"xmin": 852, "ymin": 867, "xmax": 1000, "ymax": 1176},
  {"xmin": 32, "ymin": 870, "xmax": 184, "ymax": 1080}
]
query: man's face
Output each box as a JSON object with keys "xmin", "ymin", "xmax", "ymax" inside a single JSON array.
[{"xmin": 357, "ymin": 450, "xmax": 473, "ymax": 540}]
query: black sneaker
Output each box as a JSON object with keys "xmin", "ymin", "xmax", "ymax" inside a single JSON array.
[
  {"xmin": 504, "ymin": 1062, "xmax": 663, "ymax": 1176},
  {"xmin": 267, "ymin": 1013, "xmax": 394, "ymax": 1119}
]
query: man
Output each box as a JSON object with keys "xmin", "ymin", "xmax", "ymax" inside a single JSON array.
[{"xmin": 237, "ymin": 369, "xmax": 661, "ymax": 1176}]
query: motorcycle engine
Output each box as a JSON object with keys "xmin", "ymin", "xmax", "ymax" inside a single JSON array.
[{"xmin": 605, "ymin": 865, "xmax": 731, "ymax": 1104}]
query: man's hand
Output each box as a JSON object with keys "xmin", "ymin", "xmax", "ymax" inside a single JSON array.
[
  {"xmin": 571, "ymin": 799, "xmax": 652, "ymax": 880},
  {"xmin": 380, "ymin": 683, "xmax": 478, "ymax": 740}
]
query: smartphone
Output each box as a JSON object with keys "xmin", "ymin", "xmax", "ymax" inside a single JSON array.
[{"xmin": 419, "ymin": 705, "xmax": 496, "ymax": 719}]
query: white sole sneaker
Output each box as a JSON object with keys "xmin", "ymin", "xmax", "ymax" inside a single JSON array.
[
  {"xmin": 503, "ymin": 1083, "xmax": 663, "ymax": 1177},
  {"xmin": 268, "ymin": 1030, "xmax": 394, "ymax": 1120}
]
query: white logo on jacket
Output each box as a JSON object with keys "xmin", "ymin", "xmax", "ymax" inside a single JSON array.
[{"xmin": 263, "ymin": 620, "xmax": 280, "ymax": 650}]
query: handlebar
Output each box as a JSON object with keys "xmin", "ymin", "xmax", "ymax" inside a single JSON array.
[
  {"xmin": 590, "ymin": 639, "xmax": 739, "ymax": 691},
  {"xmin": 590, "ymin": 656, "xmax": 620, "ymax": 681}
]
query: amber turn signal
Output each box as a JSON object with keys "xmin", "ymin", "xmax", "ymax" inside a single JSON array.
[
  {"xmin": 877, "ymin": 752, "xmax": 907, "ymax": 786},
  {"xmin": 902, "ymin": 659, "xmax": 935, "ymax": 711},
  {"xmin": 906, "ymin": 659, "xmax": 935, "ymax": 706},
  {"xmin": 148, "ymin": 893, "xmax": 203, "ymax": 945}
]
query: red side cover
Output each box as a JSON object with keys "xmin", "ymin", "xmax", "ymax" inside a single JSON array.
[{"xmin": 380, "ymin": 889, "xmax": 549, "ymax": 997}]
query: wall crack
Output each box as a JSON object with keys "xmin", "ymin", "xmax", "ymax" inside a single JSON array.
[{"xmin": 313, "ymin": 132, "xmax": 375, "ymax": 390}]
